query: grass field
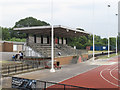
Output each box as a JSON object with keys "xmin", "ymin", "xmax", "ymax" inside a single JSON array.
[
  {"xmin": 88, "ymin": 50, "xmax": 112, "ymax": 54},
  {"xmin": 97, "ymin": 52, "xmax": 120, "ymax": 59}
]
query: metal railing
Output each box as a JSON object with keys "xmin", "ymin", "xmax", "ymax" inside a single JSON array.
[
  {"xmin": 12, "ymin": 77, "xmax": 97, "ymax": 90},
  {"xmin": 36, "ymin": 80, "xmax": 96, "ymax": 90}
]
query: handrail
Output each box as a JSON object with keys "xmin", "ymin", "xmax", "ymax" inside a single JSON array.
[{"xmin": 12, "ymin": 77, "xmax": 96, "ymax": 90}]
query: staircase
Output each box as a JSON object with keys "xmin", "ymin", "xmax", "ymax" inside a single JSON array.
[
  {"xmin": 70, "ymin": 56, "xmax": 79, "ymax": 64},
  {"xmin": 1, "ymin": 62, "xmax": 43, "ymax": 76}
]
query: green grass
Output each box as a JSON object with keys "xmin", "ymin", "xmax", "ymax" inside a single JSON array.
[
  {"xmin": 88, "ymin": 51, "xmax": 111, "ymax": 54},
  {"xmin": 97, "ymin": 52, "xmax": 120, "ymax": 59}
]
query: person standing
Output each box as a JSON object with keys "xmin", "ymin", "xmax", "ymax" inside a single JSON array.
[{"xmin": 19, "ymin": 51, "xmax": 23, "ymax": 60}]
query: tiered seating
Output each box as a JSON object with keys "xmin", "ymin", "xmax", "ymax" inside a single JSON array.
[
  {"xmin": 55, "ymin": 44, "xmax": 78, "ymax": 55},
  {"xmin": 27, "ymin": 43, "xmax": 66, "ymax": 57},
  {"xmin": 27, "ymin": 43, "xmax": 87, "ymax": 58}
]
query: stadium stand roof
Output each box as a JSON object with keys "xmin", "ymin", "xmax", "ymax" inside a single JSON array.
[
  {"xmin": 0, "ymin": 41, "xmax": 25, "ymax": 45},
  {"xmin": 14, "ymin": 25, "xmax": 91, "ymax": 38}
]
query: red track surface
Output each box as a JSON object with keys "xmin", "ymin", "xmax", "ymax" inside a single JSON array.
[{"xmin": 49, "ymin": 57, "xmax": 119, "ymax": 89}]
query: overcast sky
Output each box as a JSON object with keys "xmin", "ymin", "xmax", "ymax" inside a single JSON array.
[{"xmin": 0, "ymin": 0, "xmax": 119, "ymax": 38}]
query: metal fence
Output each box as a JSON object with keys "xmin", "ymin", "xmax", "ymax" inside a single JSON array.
[
  {"xmin": 12, "ymin": 77, "xmax": 97, "ymax": 90},
  {"xmin": 94, "ymin": 51, "xmax": 116, "ymax": 57},
  {"xmin": 36, "ymin": 80, "xmax": 96, "ymax": 90}
]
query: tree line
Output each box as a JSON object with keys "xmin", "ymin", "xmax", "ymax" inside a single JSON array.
[
  {"xmin": 68, "ymin": 35, "xmax": 119, "ymax": 50},
  {"xmin": 0, "ymin": 17, "xmax": 119, "ymax": 50},
  {"xmin": 1, "ymin": 17, "xmax": 50, "ymax": 42}
]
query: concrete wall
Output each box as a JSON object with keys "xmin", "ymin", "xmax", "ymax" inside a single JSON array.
[
  {"xmin": 63, "ymin": 39, "xmax": 66, "ymax": 44},
  {"xmin": 29, "ymin": 36, "xmax": 34, "ymax": 43},
  {"xmin": 59, "ymin": 39, "xmax": 62, "ymax": 44},
  {"xmin": 17, "ymin": 45, "xmax": 23, "ymax": 52},
  {"xmin": 0, "ymin": 52, "xmax": 17, "ymax": 60},
  {"xmin": 81, "ymin": 54, "xmax": 89, "ymax": 61},
  {"xmin": 43, "ymin": 37, "xmax": 47, "ymax": 44},
  {"xmin": 36, "ymin": 37, "xmax": 41, "ymax": 43}
]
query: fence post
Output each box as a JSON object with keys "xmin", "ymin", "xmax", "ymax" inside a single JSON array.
[
  {"xmin": 44, "ymin": 82, "xmax": 46, "ymax": 90},
  {"xmin": 33, "ymin": 63, "xmax": 34, "ymax": 69},
  {"xmin": 37, "ymin": 63, "xmax": 38, "ymax": 69},
  {"xmin": 15, "ymin": 65, "xmax": 16, "ymax": 73},
  {"xmin": 64, "ymin": 85, "xmax": 65, "ymax": 90},
  {"xmin": 27, "ymin": 64, "xmax": 29, "ymax": 70},
  {"xmin": 8, "ymin": 66, "xmax": 9, "ymax": 75},
  {"xmin": 22, "ymin": 64, "xmax": 24, "ymax": 71},
  {"xmin": 21, "ymin": 64, "xmax": 23, "ymax": 71}
]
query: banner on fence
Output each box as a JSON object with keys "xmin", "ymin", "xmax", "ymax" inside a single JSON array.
[{"xmin": 12, "ymin": 77, "xmax": 36, "ymax": 90}]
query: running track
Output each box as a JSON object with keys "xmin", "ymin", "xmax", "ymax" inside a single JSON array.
[{"xmin": 49, "ymin": 56, "xmax": 119, "ymax": 89}]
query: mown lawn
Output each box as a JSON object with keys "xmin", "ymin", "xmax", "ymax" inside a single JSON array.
[
  {"xmin": 97, "ymin": 52, "xmax": 120, "ymax": 59},
  {"xmin": 88, "ymin": 50, "xmax": 112, "ymax": 54}
]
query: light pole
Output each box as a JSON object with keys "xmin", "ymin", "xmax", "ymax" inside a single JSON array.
[
  {"xmin": 107, "ymin": 4, "xmax": 110, "ymax": 57},
  {"xmin": 93, "ymin": 33, "xmax": 95, "ymax": 61},
  {"xmin": 50, "ymin": 0, "xmax": 55, "ymax": 72},
  {"xmin": 115, "ymin": 14, "xmax": 118, "ymax": 55},
  {"xmin": 108, "ymin": 37, "xmax": 110, "ymax": 57},
  {"xmin": 116, "ymin": 36, "xmax": 118, "ymax": 55}
]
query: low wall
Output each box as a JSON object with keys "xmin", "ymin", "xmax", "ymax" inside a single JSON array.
[
  {"xmin": 21, "ymin": 51, "xmax": 116, "ymax": 66},
  {"xmin": 55, "ymin": 56, "xmax": 74, "ymax": 65},
  {"xmin": 24, "ymin": 56, "xmax": 75, "ymax": 66},
  {"xmin": 0, "ymin": 52, "xmax": 17, "ymax": 60}
]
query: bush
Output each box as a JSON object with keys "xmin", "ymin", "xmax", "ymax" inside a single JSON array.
[{"xmin": 8, "ymin": 38, "xmax": 26, "ymax": 42}]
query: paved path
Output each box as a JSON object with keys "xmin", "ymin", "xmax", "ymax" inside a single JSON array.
[{"xmin": 14, "ymin": 59, "xmax": 99, "ymax": 82}]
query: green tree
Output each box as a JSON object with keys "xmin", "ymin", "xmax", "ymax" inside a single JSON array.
[
  {"xmin": 101, "ymin": 38, "xmax": 108, "ymax": 46},
  {"xmin": 14, "ymin": 17, "xmax": 50, "ymax": 28},
  {"xmin": 110, "ymin": 37, "xmax": 116, "ymax": 50},
  {"xmin": 68, "ymin": 36, "xmax": 90, "ymax": 49},
  {"xmin": 2, "ymin": 27, "xmax": 10, "ymax": 40},
  {"xmin": 13, "ymin": 17, "xmax": 50, "ymax": 39}
]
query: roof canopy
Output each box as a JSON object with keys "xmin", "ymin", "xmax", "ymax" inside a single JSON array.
[{"xmin": 14, "ymin": 25, "xmax": 91, "ymax": 38}]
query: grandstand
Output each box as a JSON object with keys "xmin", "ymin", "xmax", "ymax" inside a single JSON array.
[{"xmin": 14, "ymin": 25, "xmax": 90, "ymax": 65}]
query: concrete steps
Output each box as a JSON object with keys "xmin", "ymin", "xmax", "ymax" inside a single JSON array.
[{"xmin": 1, "ymin": 62, "xmax": 44, "ymax": 76}]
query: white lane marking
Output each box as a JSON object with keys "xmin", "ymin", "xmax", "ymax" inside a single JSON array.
[
  {"xmin": 100, "ymin": 63, "xmax": 120, "ymax": 87},
  {"xmin": 110, "ymin": 66, "xmax": 120, "ymax": 81}
]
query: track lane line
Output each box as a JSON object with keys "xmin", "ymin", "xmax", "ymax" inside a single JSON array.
[
  {"xmin": 110, "ymin": 66, "xmax": 119, "ymax": 81},
  {"xmin": 100, "ymin": 63, "xmax": 120, "ymax": 87}
]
